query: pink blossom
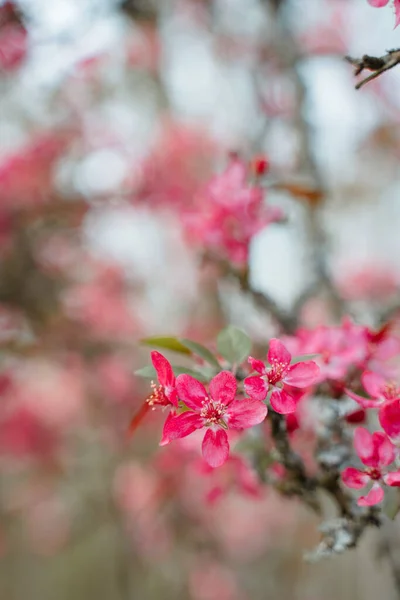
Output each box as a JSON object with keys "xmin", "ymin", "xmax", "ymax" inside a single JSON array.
[
  {"xmin": 162, "ymin": 371, "xmax": 267, "ymax": 468},
  {"xmin": 341, "ymin": 427, "xmax": 400, "ymax": 506},
  {"xmin": 182, "ymin": 157, "xmax": 284, "ymax": 266},
  {"xmin": 244, "ymin": 338, "xmax": 319, "ymax": 414},
  {"xmin": 283, "ymin": 320, "xmax": 369, "ymax": 382},
  {"xmin": 346, "ymin": 371, "xmax": 400, "ymax": 409},
  {"xmin": 129, "ymin": 351, "xmax": 177, "ymax": 435}
]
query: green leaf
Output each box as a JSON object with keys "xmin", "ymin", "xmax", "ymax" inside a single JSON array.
[
  {"xmin": 291, "ymin": 354, "xmax": 319, "ymax": 364},
  {"xmin": 135, "ymin": 365, "xmax": 157, "ymax": 379},
  {"xmin": 140, "ymin": 336, "xmax": 191, "ymax": 355},
  {"xmin": 217, "ymin": 326, "xmax": 251, "ymax": 366},
  {"xmin": 179, "ymin": 338, "xmax": 220, "ymax": 368}
]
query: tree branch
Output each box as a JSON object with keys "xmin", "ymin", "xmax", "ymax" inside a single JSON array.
[{"xmin": 345, "ymin": 49, "xmax": 400, "ymax": 90}]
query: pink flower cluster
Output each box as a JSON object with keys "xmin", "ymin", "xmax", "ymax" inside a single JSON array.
[{"xmin": 182, "ymin": 157, "xmax": 284, "ymax": 266}]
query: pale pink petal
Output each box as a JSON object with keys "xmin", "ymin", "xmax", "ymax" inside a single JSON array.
[
  {"xmin": 209, "ymin": 371, "xmax": 237, "ymax": 406},
  {"xmin": 244, "ymin": 376, "xmax": 268, "ymax": 401},
  {"xmin": 354, "ymin": 427, "xmax": 375, "ymax": 466},
  {"xmin": 284, "ymin": 361, "xmax": 319, "ymax": 388},
  {"xmin": 384, "ymin": 471, "xmax": 400, "ymax": 486},
  {"xmin": 151, "ymin": 351, "xmax": 175, "ymax": 388},
  {"xmin": 267, "ymin": 339, "xmax": 291, "ymax": 369},
  {"xmin": 345, "ymin": 388, "xmax": 381, "ymax": 409},
  {"xmin": 160, "ymin": 411, "xmax": 203, "ymax": 445},
  {"xmin": 248, "ymin": 356, "xmax": 266, "ymax": 374},
  {"xmin": 226, "ymin": 398, "xmax": 267, "ymax": 429},
  {"xmin": 361, "ymin": 371, "xmax": 385, "ymax": 399},
  {"xmin": 270, "ymin": 389, "xmax": 296, "ymax": 414},
  {"xmin": 341, "ymin": 467, "xmax": 369, "ymax": 489},
  {"xmin": 202, "ymin": 428, "xmax": 229, "ymax": 468},
  {"xmin": 367, "ymin": 0, "xmax": 389, "ymax": 6},
  {"xmin": 379, "ymin": 399, "xmax": 400, "ymax": 441},
  {"xmin": 374, "ymin": 431, "xmax": 395, "ymax": 466},
  {"xmin": 358, "ymin": 483, "xmax": 384, "ymax": 507},
  {"xmin": 176, "ymin": 374, "xmax": 207, "ymax": 410}
]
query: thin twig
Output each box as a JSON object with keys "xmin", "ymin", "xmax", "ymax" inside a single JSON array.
[{"xmin": 345, "ymin": 49, "xmax": 400, "ymax": 90}]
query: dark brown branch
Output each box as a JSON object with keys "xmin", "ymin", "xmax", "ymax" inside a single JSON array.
[{"xmin": 345, "ymin": 49, "xmax": 400, "ymax": 90}]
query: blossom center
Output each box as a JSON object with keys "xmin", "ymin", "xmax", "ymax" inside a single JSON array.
[
  {"xmin": 384, "ymin": 382, "xmax": 400, "ymax": 400},
  {"xmin": 200, "ymin": 398, "xmax": 227, "ymax": 426},
  {"xmin": 146, "ymin": 382, "xmax": 169, "ymax": 408},
  {"xmin": 366, "ymin": 467, "xmax": 381, "ymax": 481},
  {"xmin": 268, "ymin": 362, "xmax": 287, "ymax": 385}
]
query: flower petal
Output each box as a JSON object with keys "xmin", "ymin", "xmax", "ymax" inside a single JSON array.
[
  {"xmin": 341, "ymin": 467, "xmax": 369, "ymax": 489},
  {"xmin": 267, "ymin": 339, "xmax": 291, "ymax": 369},
  {"xmin": 284, "ymin": 361, "xmax": 319, "ymax": 388},
  {"xmin": 270, "ymin": 389, "xmax": 296, "ymax": 414},
  {"xmin": 244, "ymin": 376, "xmax": 268, "ymax": 401},
  {"xmin": 395, "ymin": 0, "xmax": 400, "ymax": 29},
  {"xmin": 151, "ymin": 351, "xmax": 174, "ymax": 388},
  {"xmin": 361, "ymin": 371, "xmax": 386, "ymax": 399},
  {"xmin": 209, "ymin": 371, "xmax": 237, "ymax": 406},
  {"xmin": 160, "ymin": 411, "xmax": 203, "ymax": 445},
  {"xmin": 345, "ymin": 389, "xmax": 381, "ymax": 409},
  {"xmin": 374, "ymin": 431, "xmax": 395, "ymax": 466},
  {"xmin": 384, "ymin": 471, "xmax": 400, "ymax": 487},
  {"xmin": 367, "ymin": 0, "xmax": 389, "ymax": 7},
  {"xmin": 176, "ymin": 374, "xmax": 207, "ymax": 410},
  {"xmin": 358, "ymin": 483, "xmax": 384, "ymax": 507},
  {"xmin": 202, "ymin": 428, "xmax": 229, "ymax": 468},
  {"xmin": 248, "ymin": 356, "xmax": 266, "ymax": 374},
  {"xmin": 379, "ymin": 399, "xmax": 400, "ymax": 441},
  {"xmin": 226, "ymin": 398, "xmax": 267, "ymax": 429},
  {"xmin": 354, "ymin": 427, "xmax": 375, "ymax": 466}
]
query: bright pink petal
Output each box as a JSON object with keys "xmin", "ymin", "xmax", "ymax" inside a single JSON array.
[
  {"xmin": 379, "ymin": 399, "xmax": 400, "ymax": 441},
  {"xmin": 284, "ymin": 361, "xmax": 319, "ymax": 388},
  {"xmin": 361, "ymin": 371, "xmax": 385, "ymax": 399},
  {"xmin": 345, "ymin": 388, "xmax": 381, "ymax": 409},
  {"xmin": 367, "ymin": 0, "xmax": 389, "ymax": 6},
  {"xmin": 267, "ymin": 339, "xmax": 291, "ymax": 369},
  {"xmin": 226, "ymin": 398, "xmax": 267, "ymax": 429},
  {"xmin": 341, "ymin": 467, "xmax": 369, "ymax": 489},
  {"xmin": 374, "ymin": 431, "xmax": 395, "ymax": 466},
  {"xmin": 209, "ymin": 371, "xmax": 237, "ymax": 406},
  {"xmin": 244, "ymin": 376, "xmax": 268, "ymax": 401},
  {"xmin": 176, "ymin": 374, "xmax": 207, "ymax": 411},
  {"xmin": 270, "ymin": 389, "xmax": 296, "ymax": 414},
  {"xmin": 202, "ymin": 428, "xmax": 229, "ymax": 468},
  {"xmin": 384, "ymin": 471, "xmax": 400, "ymax": 486},
  {"xmin": 160, "ymin": 411, "xmax": 203, "ymax": 445},
  {"xmin": 248, "ymin": 356, "xmax": 266, "ymax": 374},
  {"xmin": 358, "ymin": 483, "xmax": 384, "ymax": 507},
  {"xmin": 354, "ymin": 427, "xmax": 375, "ymax": 466},
  {"xmin": 151, "ymin": 351, "xmax": 175, "ymax": 388}
]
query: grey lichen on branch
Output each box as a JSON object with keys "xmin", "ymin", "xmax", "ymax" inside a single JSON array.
[{"xmin": 346, "ymin": 49, "xmax": 400, "ymax": 90}]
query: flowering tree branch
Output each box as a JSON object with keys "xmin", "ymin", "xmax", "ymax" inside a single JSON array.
[{"xmin": 345, "ymin": 49, "xmax": 400, "ymax": 90}]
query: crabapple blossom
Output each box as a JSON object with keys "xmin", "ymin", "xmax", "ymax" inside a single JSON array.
[
  {"xmin": 244, "ymin": 338, "xmax": 319, "ymax": 414},
  {"xmin": 346, "ymin": 371, "xmax": 400, "ymax": 409},
  {"xmin": 341, "ymin": 427, "xmax": 400, "ymax": 506},
  {"xmin": 161, "ymin": 371, "xmax": 267, "ymax": 468}
]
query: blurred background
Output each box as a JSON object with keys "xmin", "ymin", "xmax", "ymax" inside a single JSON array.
[{"xmin": 1, "ymin": 0, "xmax": 400, "ymax": 598}]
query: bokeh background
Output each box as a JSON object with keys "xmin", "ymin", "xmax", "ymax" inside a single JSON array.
[{"xmin": 1, "ymin": 0, "xmax": 400, "ymax": 598}]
